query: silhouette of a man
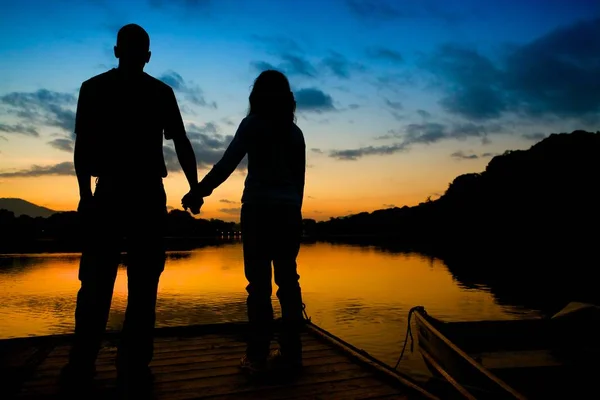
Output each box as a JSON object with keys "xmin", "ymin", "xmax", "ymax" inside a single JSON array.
[{"xmin": 61, "ymin": 24, "xmax": 198, "ymax": 391}]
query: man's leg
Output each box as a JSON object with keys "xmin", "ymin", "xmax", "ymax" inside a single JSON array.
[
  {"xmin": 116, "ymin": 187, "xmax": 167, "ymax": 378},
  {"xmin": 241, "ymin": 204, "xmax": 274, "ymax": 365},
  {"xmin": 65, "ymin": 205, "xmax": 121, "ymax": 379},
  {"xmin": 273, "ymin": 205, "xmax": 304, "ymax": 365}
]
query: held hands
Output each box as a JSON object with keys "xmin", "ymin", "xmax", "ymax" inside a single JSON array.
[{"xmin": 182, "ymin": 188, "xmax": 204, "ymax": 215}]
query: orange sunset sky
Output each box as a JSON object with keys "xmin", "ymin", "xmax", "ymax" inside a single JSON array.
[{"xmin": 1, "ymin": 1, "xmax": 598, "ymax": 222}]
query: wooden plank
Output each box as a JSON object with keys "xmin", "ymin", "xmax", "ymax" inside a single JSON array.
[
  {"xmin": 16, "ymin": 360, "xmax": 371, "ymax": 398},
  {"xmin": 153, "ymin": 368, "xmax": 376, "ymax": 400},
  {"xmin": 287, "ymin": 384, "xmax": 405, "ymax": 400},
  {"xmin": 305, "ymin": 323, "xmax": 440, "ymax": 400},
  {"xmin": 472, "ymin": 349, "xmax": 562, "ymax": 370},
  {"xmin": 26, "ymin": 352, "xmax": 352, "ymax": 388},
  {"xmin": 201, "ymin": 378, "xmax": 402, "ymax": 400}
]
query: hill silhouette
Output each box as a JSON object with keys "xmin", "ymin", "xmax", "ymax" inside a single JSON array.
[
  {"xmin": 307, "ymin": 130, "xmax": 600, "ymax": 255},
  {"xmin": 0, "ymin": 198, "xmax": 56, "ymax": 218}
]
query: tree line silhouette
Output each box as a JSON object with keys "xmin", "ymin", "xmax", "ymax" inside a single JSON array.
[
  {"xmin": 0, "ymin": 208, "xmax": 238, "ymax": 253},
  {"xmin": 305, "ymin": 130, "xmax": 600, "ymax": 258}
]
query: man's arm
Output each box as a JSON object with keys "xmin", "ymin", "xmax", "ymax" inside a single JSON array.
[
  {"xmin": 173, "ymin": 136, "xmax": 198, "ymax": 189},
  {"xmin": 74, "ymin": 83, "xmax": 93, "ymax": 202},
  {"xmin": 194, "ymin": 118, "xmax": 251, "ymax": 197},
  {"xmin": 164, "ymin": 88, "xmax": 197, "ymax": 189}
]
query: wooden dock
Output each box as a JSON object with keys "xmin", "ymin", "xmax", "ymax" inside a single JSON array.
[{"xmin": 0, "ymin": 322, "xmax": 439, "ymax": 399}]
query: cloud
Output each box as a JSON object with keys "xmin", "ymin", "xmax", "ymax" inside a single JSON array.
[
  {"xmin": 310, "ymin": 148, "xmax": 323, "ymax": 154},
  {"xmin": 330, "ymin": 143, "xmax": 409, "ymax": 161},
  {"xmin": 450, "ymin": 151, "xmax": 478, "ymax": 160},
  {"xmin": 163, "ymin": 121, "xmax": 246, "ymax": 172},
  {"xmin": 384, "ymin": 98, "xmax": 403, "ymax": 110},
  {"xmin": 219, "ymin": 207, "xmax": 241, "ymax": 215},
  {"xmin": 0, "ymin": 123, "xmax": 39, "ymax": 137},
  {"xmin": 383, "ymin": 203, "xmax": 396, "ymax": 208},
  {"xmin": 366, "ymin": 47, "xmax": 403, "ymax": 64},
  {"xmin": 48, "ymin": 138, "xmax": 74, "ymax": 152},
  {"xmin": 219, "ymin": 199, "xmax": 237, "ymax": 204},
  {"xmin": 0, "ymin": 162, "xmax": 75, "ymax": 177},
  {"xmin": 0, "ymin": 89, "xmax": 76, "ymax": 134},
  {"xmin": 345, "ymin": 0, "xmax": 461, "ymax": 23},
  {"xmin": 333, "ymin": 121, "xmax": 506, "ymax": 160},
  {"xmin": 348, "ymin": 104, "xmax": 360, "ymax": 110},
  {"xmin": 450, "ymin": 150, "xmax": 498, "ymax": 160},
  {"xmin": 422, "ymin": 17, "xmax": 600, "ymax": 122},
  {"xmin": 345, "ymin": 0, "xmax": 403, "ymax": 21},
  {"xmin": 251, "ymin": 54, "xmax": 317, "ymax": 78},
  {"xmin": 158, "ymin": 71, "xmax": 217, "ymax": 109},
  {"xmin": 295, "ymin": 88, "xmax": 336, "ymax": 112},
  {"xmin": 321, "ymin": 51, "xmax": 366, "ymax": 79},
  {"xmin": 522, "ymin": 132, "xmax": 548, "ymax": 141},
  {"xmin": 416, "ymin": 109, "xmax": 432, "ymax": 119}
]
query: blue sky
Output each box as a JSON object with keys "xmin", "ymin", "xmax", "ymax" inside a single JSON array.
[{"xmin": 0, "ymin": 0, "xmax": 599, "ymax": 219}]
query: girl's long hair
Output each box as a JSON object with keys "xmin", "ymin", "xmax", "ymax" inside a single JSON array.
[{"xmin": 247, "ymin": 70, "xmax": 296, "ymax": 124}]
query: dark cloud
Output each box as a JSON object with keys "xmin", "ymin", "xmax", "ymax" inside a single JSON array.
[
  {"xmin": 522, "ymin": 132, "xmax": 548, "ymax": 141},
  {"xmin": 310, "ymin": 148, "xmax": 323, "ymax": 154},
  {"xmin": 295, "ymin": 88, "xmax": 336, "ymax": 112},
  {"xmin": 330, "ymin": 143, "xmax": 409, "ymax": 161},
  {"xmin": 0, "ymin": 123, "xmax": 39, "ymax": 137},
  {"xmin": 219, "ymin": 207, "xmax": 241, "ymax": 215},
  {"xmin": 423, "ymin": 44, "xmax": 505, "ymax": 120},
  {"xmin": 366, "ymin": 47, "xmax": 404, "ymax": 63},
  {"xmin": 348, "ymin": 104, "xmax": 360, "ymax": 110},
  {"xmin": 251, "ymin": 54, "xmax": 317, "ymax": 78},
  {"xmin": 158, "ymin": 71, "xmax": 217, "ymax": 109},
  {"xmin": 384, "ymin": 98, "xmax": 403, "ymax": 110},
  {"xmin": 451, "ymin": 150, "xmax": 498, "ymax": 160},
  {"xmin": 383, "ymin": 203, "xmax": 396, "ymax": 208},
  {"xmin": 450, "ymin": 150, "xmax": 478, "ymax": 160},
  {"xmin": 423, "ymin": 17, "xmax": 600, "ymax": 122},
  {"xmin": 221, "ymin": 117, "xmax": 236, "ymax": 126},
  {"xmin": 333, "ymin": 121, "xmax": 506, "ymax": 160},
  {"xmin": 345, "ymin": 0, "xmax": 461, "ymax": 23},
  {"xmin": 345, "ymin": 0, "xmax": 403, "ymax": 21},
  {"xmin": 416, "ymin": 109, "xmax": 432, "ymax": 119},
  {"xmin": 48, "ymin": 138, "xmax": 74, "ymax": 152},
  {"xmin": 219, "ymin": 199, "xmax": 237, "ymax": 204},
  {"xmin": 163, "ymin": 122, "xmax": 246, "ymax": 173},
  {"xmin": 321, "ymin": 51, "xmax": 366, "ymax": 79},
  {"xmin": 0, "ymin": 162, "xmax": 75, "ymax": 177},
  {"xmin": 251, "ymin": 61, "xmax": 278, "ymax": 73},
  {"xmin": 0, "ymin": 89, "xmax": 76, "ymax": 134}
]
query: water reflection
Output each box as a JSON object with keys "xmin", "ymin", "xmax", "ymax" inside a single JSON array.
[{"xmin": 0, "ymin": 241, "xmax": 540, "ymax": 378}]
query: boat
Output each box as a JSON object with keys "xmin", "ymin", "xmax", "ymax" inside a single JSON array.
[
  {"xmin": 412, "ymin": 302, "xmax": 600, "ymax": 399},
  {"xmin": 0, "ymin": 317, "xmax": 440, "ymax": 399}
]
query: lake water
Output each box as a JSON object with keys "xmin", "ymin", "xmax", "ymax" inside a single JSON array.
[{"xmin": 0, "ymin": 240, "xmax": 541, "ymax": 380}]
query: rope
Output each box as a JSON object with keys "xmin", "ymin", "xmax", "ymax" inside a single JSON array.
[
  {"xmin": 301, "ymin": 302, "xmax": 311, "ymax": 322},
  {"xmin": 394, "ymin": 306, "xmax": 424, "ymax": 369}
]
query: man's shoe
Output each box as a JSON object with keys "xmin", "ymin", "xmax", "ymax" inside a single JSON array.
[
  {"xmin": 240, "ymin": 354, "xmax": 267, "ymax": 377},
  {"xmin": 117, "ymin": 366, "xmax": 155, "ymax": 398},
  {"xmin": 58, "ymin": 362, "xmax": 96, "ymax": 396},
  {"xmin": 268, "ymin": 349, "xmax": 303, "ymax": 373}
]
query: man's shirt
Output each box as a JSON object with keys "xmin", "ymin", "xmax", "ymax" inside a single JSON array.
[{"xmin": 75, "ymin": 68, "xmax": 185, "ymax": 179}]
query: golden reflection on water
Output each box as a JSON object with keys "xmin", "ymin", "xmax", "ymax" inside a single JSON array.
[{"xmin": 0, "ymin": 241, "xmax": 540, "ymax": 377}]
